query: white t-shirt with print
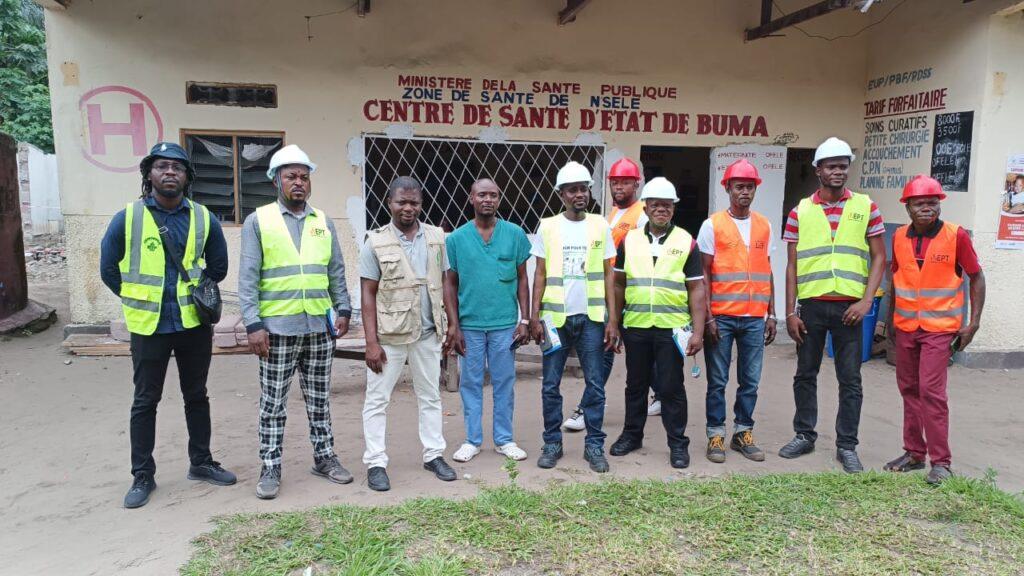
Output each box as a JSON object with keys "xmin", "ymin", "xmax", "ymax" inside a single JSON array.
[{"xmin": 531, "ymin": 215, "xmax": 616, "ymax": 316}]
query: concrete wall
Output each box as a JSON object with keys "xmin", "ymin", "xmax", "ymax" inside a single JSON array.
[
  {"xmin": 850, "ymin": 0, "xmax": 1024, "ymax": 357},
  {"xmin": 40, "ymin": 0, "xmax": 1024, "ymax": 360},
  {"xmin": 17, "ymin": 143, "xmax": 62, "ymax": 237}
]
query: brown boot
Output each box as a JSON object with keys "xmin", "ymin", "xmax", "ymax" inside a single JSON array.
[
  {"xmin": 706, "ymin": 436, "xmax": 726, "ymax": 463},
  {"xmin": 730, "ymin": 430, "xmax": 765, "ymax": 462},
  {"xmin": 883, "ymin": 452, "xmax": 925, "ymax": 473}
]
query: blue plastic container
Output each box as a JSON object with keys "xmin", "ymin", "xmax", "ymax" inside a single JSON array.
[{"xmin": 825, "ymin": 296, "xmax": 881, "ymax": 363}]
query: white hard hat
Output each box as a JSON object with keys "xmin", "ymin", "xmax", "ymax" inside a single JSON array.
[
  {"xmin": 553, "ymin": 161, "xmax": 593, "ymax": 192},
  {"xmin": 267, "ymin": 144, "xmax": 318, "ymax": 180},
  {"xmin": 639, "ymin": 177, "xmax": 678, "ymax": 202},
  {"xmin": 812, "ymin": 137, "xmax": 855, "ymax": 167}
]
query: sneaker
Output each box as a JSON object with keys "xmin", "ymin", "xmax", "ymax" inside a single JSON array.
[
  {"xmin": 255, "ymin": 466, "xmax": 281, "ymax": 500},
  {"xmin": 647, "ymin": 399, "xmax": 662, "ymax": 416},
  {"xmin": 706, "ymin": 436, "xmax": 726, "ymax": 463},
  {"xmin": 836, "ymin": 448, "xmax": 864, "ymax": 474},
  {"xmin": 730, "ymin": 431, "xmax": 765, "ymax": 462},
  {"xmin": 537, "ymin": 442, "xmax": 563, "ymax": 469},
  {"xmin": 123, "ymin": 473, "xmax": 156, "ymax": 509},
  {"xmin": 562, "ymin": 408, "xmax": 586, "ymax": 431},
  {"xmin": 926, "ymin": 465, "xmax": 953, "ymax": 485},
  {"xmin": 453, "ymin": 443, "xmax": 482, "ymax": 462},
  {"xmin": 424, "ymin": 457, "xmax": 458, "ymax": 481},
  {"xmin": 583, "ymin": 445, "xmax": 610, "ymax": 473},
  {"xmin": 312, "ymin": 456, "xmax": 354, "ymax": 484},
  {"xmin": 778, "ymin": 434, "xmax": 815, "ymax": 459},
  {"xmin": 495, "ymin": 442, "xmax": 528, "ymax": 461},
  {"xmin": 187, "ymin": 461, "xmax": 237, "ymax": 486},
  {"xmin": 367, "ymin": 466, "xmax": 390, "ymax": 492}
]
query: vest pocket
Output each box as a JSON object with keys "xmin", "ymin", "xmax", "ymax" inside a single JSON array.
[{"xmin": 377, "ymin": 297, "xmax": 416, "ymax": 336}]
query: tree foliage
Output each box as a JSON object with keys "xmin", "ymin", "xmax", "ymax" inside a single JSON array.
[{"xmin": 0, "ymin": 0, "xmax": 53, "ymax": 152}]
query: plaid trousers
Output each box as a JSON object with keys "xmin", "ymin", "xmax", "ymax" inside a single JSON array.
[{"xmin": 259, "ymin": 332, "xmax": 336, "ymax": 469}]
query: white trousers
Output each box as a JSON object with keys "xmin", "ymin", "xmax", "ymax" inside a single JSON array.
[{"xmin": 362, "ymin": 335, "xmax": 446, "ymax": 468}]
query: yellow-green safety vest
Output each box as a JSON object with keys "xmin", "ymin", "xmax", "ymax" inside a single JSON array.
[
  {"xmin": 118, "ymin": 199, "xmax": 210, "ymax": 335},
  {"xmin": 538, "ymin": 213, "xmax": 608, "ymax": 328},
  {"xmin": 795, "ymin": 192, "xmax": 871, "ymax": 300},
  {"xmin": 256, "ymin": 202, "xmax": 333, "ymax": 318},
  {"xmin": 622, "ymin": 227, "xmax": 693, "ymax": 329}
]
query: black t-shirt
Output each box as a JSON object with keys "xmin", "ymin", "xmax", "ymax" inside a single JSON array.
[{"xmin": 614, "ymin": 224, "xmax": 704, "ymax": 280}]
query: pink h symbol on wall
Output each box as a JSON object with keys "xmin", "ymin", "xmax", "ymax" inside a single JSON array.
[
  {"xmin": 86, "ymin": 102, "xmax": 148, "ymax": 156},
  {"xmin": 79, "ymin": 85, "xmax": 164, "ymax": 173}
]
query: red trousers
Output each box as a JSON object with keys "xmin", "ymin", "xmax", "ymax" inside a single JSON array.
[{"xmin": 894, "ymin": 329, "xmax": 956, "ymax": 466}]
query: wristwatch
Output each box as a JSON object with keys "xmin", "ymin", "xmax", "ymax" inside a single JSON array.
[
  {"xmin": 766, "ymin": 315, "xmax": 777, "ymax": 321},
  {"xmin": 519, "ymin": 318, "xmax": 530, "ymax": 325}
]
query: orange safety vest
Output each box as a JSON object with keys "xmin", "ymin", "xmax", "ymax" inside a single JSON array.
[
  {"xmin": 608, "ymin": 201, "xmax": 646, "ymax": 248},
  {"xmin": 892, "ymin": 222, "xmax": 964, "ymax": 333},
  {"xmin": 708, "ymin": 210, "xmax": 772, "ymax": 317}
]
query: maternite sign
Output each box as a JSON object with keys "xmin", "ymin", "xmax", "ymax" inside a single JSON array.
[{"xmin": 930, "ymin": 111, "xmax": 973, "ymax": 192}]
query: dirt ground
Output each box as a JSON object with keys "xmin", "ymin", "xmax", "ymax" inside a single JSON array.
[{"xmin": 3, "ymin": 283, "xmax": 1022, "ymax": 576}]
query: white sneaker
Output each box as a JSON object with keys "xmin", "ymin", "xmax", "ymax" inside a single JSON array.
[
  {"xmin": 496, "ymin": 442, "xmax": 528, "ymax": 461},
  {"xmin": 562, "ymin": 408, "xmax": 586, "ymax": 431},
  {"xmin": 452, "ymin": 443, "xmax": 481, "ymax": 462},
  {"xmin": 647, "ymin": 400, "xmax": 662, "ymax": 416}
]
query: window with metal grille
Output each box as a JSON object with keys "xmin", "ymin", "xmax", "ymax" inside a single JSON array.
[
  {"xmin": 362, "ymin": 135, "xmax": 606, "ymax": 233},
  {"xmin": 183, "ymin": 131, "xmax": 284, "ymax": 223},
  {"xmin": 186, "ymin": 82, "xmax": 277, "ymax": 108}
]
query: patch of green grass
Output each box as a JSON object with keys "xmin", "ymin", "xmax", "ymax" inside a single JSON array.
[{"xmin": 181, "ymin": 472, "xmax": 1024, "ymax": 576}]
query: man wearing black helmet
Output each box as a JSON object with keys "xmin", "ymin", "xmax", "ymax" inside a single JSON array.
[{"xmin": 100, "ymin": 142, "xmax": 234, "ymax": 509}]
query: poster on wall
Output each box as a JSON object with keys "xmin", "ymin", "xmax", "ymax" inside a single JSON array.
[
  {"xmin": 995, "ymin": 154, "xmax": 1024, "ymax": 250},
  {"xmin": 930, "ymin": 111, "xmax": 973, "ymax": 192},
  {"xmin": 709, "ymin": 145, "xmax": 788, "ymax": 316}
]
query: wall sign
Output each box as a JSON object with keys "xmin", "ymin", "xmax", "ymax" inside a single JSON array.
[
  {"xmin": 78, "ymin": 85, "xmax": 163, "ymax": 173},
  {"xmin": 930, "ymin": 111, "xmax": 973, "ymax": 192},
  {"xmin": 995, "ymin": 154, "xmax": 1024, "ymax": 250}
]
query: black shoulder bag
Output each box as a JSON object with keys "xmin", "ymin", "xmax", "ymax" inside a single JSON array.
[{"xmin": 146, "ymin": 206, "xmax": 222, "ymax": 326}]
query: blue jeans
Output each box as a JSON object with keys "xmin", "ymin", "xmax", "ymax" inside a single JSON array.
[
  {"xmin": 542, "ymin": 314, "xmax": 607, "ymax": 449},
  {"xmin": 705, "ymin": 316, "xmax": 765, "ymax": 438},
  {"xmin": 459, "ymin": 327, "xmax": 517, "ymax": 447}
]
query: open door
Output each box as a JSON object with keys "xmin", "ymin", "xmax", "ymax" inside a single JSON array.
[{"xmin": 709, "ymin": 145, "xmax": 788, "ymax": 319}]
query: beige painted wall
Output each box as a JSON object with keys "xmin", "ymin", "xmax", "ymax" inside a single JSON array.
[{"xmin": 42, "ymin": 0, "xmax": 1024, "ymax": 355}]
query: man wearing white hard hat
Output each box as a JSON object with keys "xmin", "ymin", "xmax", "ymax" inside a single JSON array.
[
  {"xmin": 608, "ymin": 177, "xmax": 706, "ymax": 469},
  {"xmin": 530, "ymin": 161, "xmax": 620, "ymax": 473},
  {"xmin": 778, "ymin": 137, "xmax": 887, "ymax": 474},
  {"xmin": 239, "ymin": 144, "xmax": 355, "ymax": 499}
]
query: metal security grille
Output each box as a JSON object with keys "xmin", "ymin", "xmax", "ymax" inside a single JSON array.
[{"xmin": 362, "ymin": 135, "xmax": 605, "ymax": 233}]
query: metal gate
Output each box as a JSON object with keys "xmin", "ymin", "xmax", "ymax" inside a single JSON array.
[{"xmin": 362, "ymin": 135, "xmax": 606, "ymax": 233}]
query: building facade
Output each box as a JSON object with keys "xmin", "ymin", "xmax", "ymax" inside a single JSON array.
[{"xmin": 39, "ymin": 0, "xmax": 1024, "ymax": 365}]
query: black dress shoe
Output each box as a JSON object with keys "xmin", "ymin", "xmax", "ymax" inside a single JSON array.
[
  {"xmin": 124, "ymin": 473, "xmax": 156, "ymax": 509},
  {"xmin": 424, "ymin": 457, "xmax": 457, "ymax": 481},
  {"xmin": 367, "ymin": 466, "xmax": 390, "ymax": 492},
  {"xmin": 609, "ymin": 436, "xmax": 642, "ymax": 456},
  {"xmin": 836, "ymin": 448, "xmax": 864, "ymax": 474},
  {"xmin": 188, "ymin": 461, "xmax": 237, "ymax": 486},
  {"xmin": 670, "ymin": 449, "xmax": 690, "ymax": 469},
  {"xmin": 778, "ymin": 434, "xmax": 815, "ymax": 459}
]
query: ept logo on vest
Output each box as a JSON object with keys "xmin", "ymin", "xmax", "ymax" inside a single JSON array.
[
  {"xmin": 849, "ymin": 212, "xmax": 865, "ymax": 222},
  {"xmin": 79, "ymin": 85, "xmax": 164, "ymax": 173},
  {"xmin": 931, "ymin": 253, "xmax": 951, "ymax": 263},
  {"xmin": 309, "ymin": 226, "xmax": 327, "ymax": 238}
]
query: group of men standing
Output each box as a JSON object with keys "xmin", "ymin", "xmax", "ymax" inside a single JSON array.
[{"xmin": 101, "ymin": 135, "xmax": 984, "ymax": 509}]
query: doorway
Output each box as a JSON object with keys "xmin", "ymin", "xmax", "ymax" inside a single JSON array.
[
  {"xmin": 639, "ymin": 146, "xmax": 711, "ymax": 236},
  {"xmin": 782, "ymin": 148, "xmax": 819, "ymax": 225}
]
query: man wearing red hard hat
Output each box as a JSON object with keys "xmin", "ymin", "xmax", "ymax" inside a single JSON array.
[
  {"xmin": 883, "ymin": 175, "xmax": 985, "ymax": 485},
  {"xmin": 697, "ymin": 159, "xmax": 776, "ymax": 464}
]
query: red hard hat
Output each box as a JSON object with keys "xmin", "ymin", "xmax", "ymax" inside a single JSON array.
[
  {"xmin": 720, "ymin": 158, "xmax": 762, "ymax": 187},
  {"xmin": 900, "ymin": 174, "xmax": 946, "ymax": 203},
  {"xmin": 608, "ymin": 157, "xmax": 641, "ymax": 179}
]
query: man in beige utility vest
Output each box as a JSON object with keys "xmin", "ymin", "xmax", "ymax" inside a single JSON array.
[
  {"xmin": 360, "ymin": 176, "xmax": 460, "ymax": 492},
  {"xmin": 240, "ymin": 144, "xmax": 354, "ymax": 500}
]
